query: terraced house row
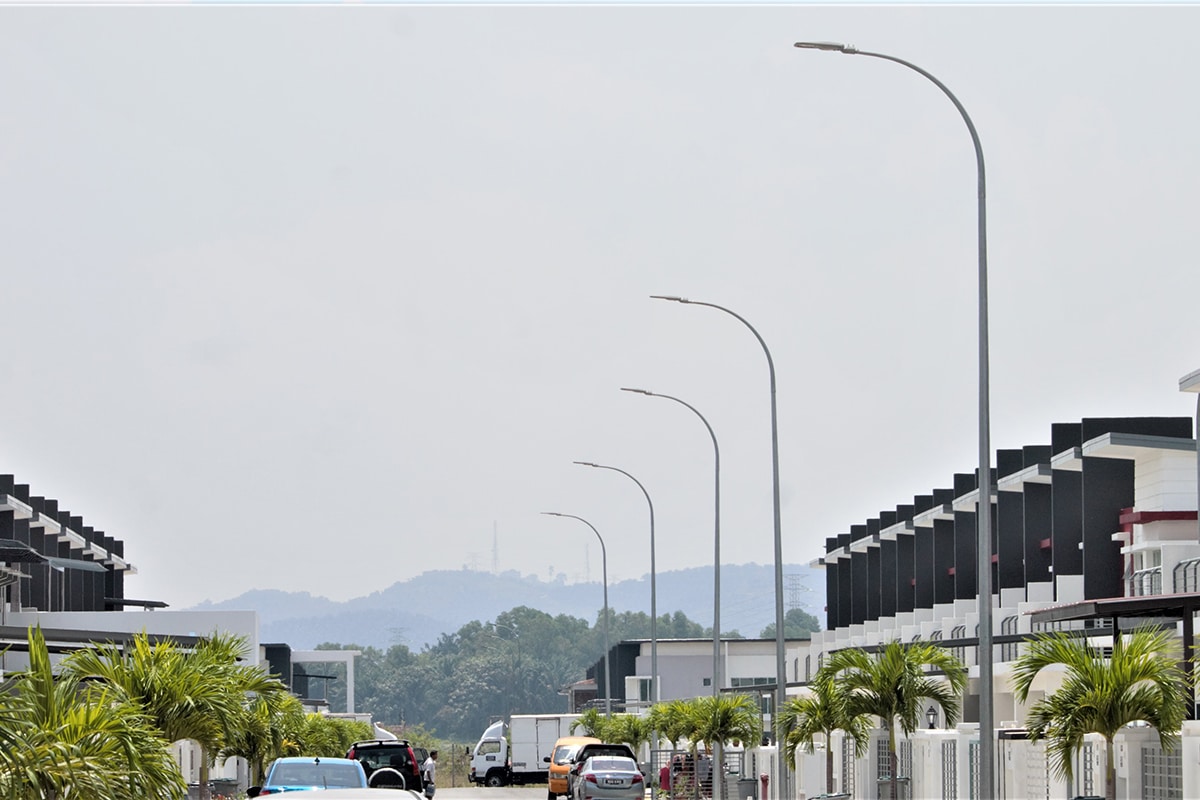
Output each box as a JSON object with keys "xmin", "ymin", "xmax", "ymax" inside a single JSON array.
[{"xmin": 807, "ymin": 405, "xmax": 1200, "ymax": 799}]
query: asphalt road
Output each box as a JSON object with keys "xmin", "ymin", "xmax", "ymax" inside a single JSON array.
[{"xmin": 434, "ymin": 790, "xmax": 545, "ymax": 799}]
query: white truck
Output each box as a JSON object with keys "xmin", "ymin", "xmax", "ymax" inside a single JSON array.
[{"xmin": 469, "ymin": 713, "xmax": 580, "ymax": 787}]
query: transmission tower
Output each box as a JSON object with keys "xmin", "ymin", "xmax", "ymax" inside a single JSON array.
[{"xmin": 786, "ymin": 574, "xmax": 812, "ymax": 610}]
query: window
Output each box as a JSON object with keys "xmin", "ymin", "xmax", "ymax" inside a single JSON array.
[{"xmin": 730, "ymin": 677, "xmax": 772, "ymax": 688}]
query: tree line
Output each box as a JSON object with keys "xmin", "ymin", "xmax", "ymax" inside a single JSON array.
[{"xmin": 315, "ymin": 604, "xmax": 821, "ymax": 741}]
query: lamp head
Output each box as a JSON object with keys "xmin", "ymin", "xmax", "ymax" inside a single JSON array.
[
  {"xmin": 573, "ymin": 461, "xmax": 600, "ymax": 468},
  {"xmin": 620, "ymin": 387, "xmax": 653, "ymax": 396},
  {"xmin": 793, "ymin": 41, "xmax": 858, "ymax": 54},
  {"xmin": 541, "ymin": 511, "xmax": 564, "ymax": 518},
  {"xmin": 650, "ymin": 294, "xmax": 689, "ymax": 303}
]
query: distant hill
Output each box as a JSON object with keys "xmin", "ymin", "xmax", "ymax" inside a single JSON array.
[{"xmin": 188, "ymin": 563, "xmax": 825, "ymax": 650}]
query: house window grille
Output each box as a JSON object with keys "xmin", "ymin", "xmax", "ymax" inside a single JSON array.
[
  {"xmin": 951, "ymin": 624, "xmax": 967, "ymax": 665},
  {"xmin": 840, "ymin": 734, "xmax": 856, "ymax": 797},
  {"xmin": 804, "ymin": 655, "xmax": 811, "ymax": 682},
  {"xmin": 941, "ymin": 740, "xmax": 957, "ymax": 800},
  {"xmin": 1174, "ymin": 557, "xmax": 1200, "ymax": 593},
  {"xmin": 968, "ymin": 740, "xmax": 980, "ymax": 800},
  {"xmin": 1025, "ymin": 740, "xmax": 1050, "ymax": 800},
  {"xmin": 1000, "ymin": 616, "xmax": 1019, "ymax": 662},
  {"xmin": 1079, "ymin": 742, "xmax": 1096, "ymax": 798},
  {"xmin": 898, "ymin": 740, "xmax": 912, "ymax": 781},
  {"xmin": 1141, "ymin": 742, "xmax": 1182, "ymax": 800}
]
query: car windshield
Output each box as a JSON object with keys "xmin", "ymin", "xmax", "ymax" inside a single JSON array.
[
  {"xmin": 589, "ymin": 758, "xmax": 637, "ymax": 772},
  {"xmin": 269, "ymin": 762, "xmax": 363, "ymax": 787},
  {"xmin": 553, "ymin": 746, "xmax": 579, "ymax": 765}
]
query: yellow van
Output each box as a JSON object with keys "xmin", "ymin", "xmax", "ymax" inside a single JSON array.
[{"xmin": 545, "ymin": 735, "xmax": 599, "ymax": 799}]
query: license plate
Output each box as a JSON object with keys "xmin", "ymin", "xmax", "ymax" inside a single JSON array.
[{"xmin": 603, "ymin": 779, "xmax": 622, "ymax": 786}]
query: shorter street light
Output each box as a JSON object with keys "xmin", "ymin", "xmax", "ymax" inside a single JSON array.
[{"xmin": 542, "ymin": 511, "xmax": 611, "ymax": 716}]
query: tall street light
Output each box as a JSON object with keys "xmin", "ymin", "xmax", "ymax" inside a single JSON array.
[
  {"xmin": 542, "ymin": 511, "xmax": 611, "ymax": 717},
  {"xmin": 1181, "ymin": 367, "xmax": 1200, "ymax": 721},
  {"xmin": 621, "ymin": 387, "xmax": 722, "ymax": 698},
  {"xmin": 649, "ymin": 296, "xmax": 787, "ymax": 798},
  {"xmin": 573, "ymin": 461, "xmax": 659, "ymax": 713},
  {"xmin": 793, "ymin": 40, "xmax": 995, "ymax": 797}
]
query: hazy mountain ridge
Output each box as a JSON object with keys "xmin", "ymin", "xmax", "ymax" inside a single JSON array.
[{"xmin": 189, "ymin": 563, "xmax": 825, "ymax": 650}]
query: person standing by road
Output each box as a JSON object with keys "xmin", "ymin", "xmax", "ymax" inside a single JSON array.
[{"xmin": 421, "ymin": 750, "xmax": 438, "ymax": 798}]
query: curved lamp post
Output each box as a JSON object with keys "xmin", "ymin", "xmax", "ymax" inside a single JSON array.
[
  {"xmin": 649, "ymin": 296, "xmax": 787, "ymax": 792},
  {"xmin": 621, "ymin": 386, "xmax": 722, "ymax": 698},
  {"xmin": 793, "ymin": 40, "xmax": 994, "ymax": 797},
  {"xmin": 542, "ymin": 511, "xmax": 611, "ymax": 717},
  {"xmin": 573, "ymin": 461, "xmax": 658, "ymax": 711}
]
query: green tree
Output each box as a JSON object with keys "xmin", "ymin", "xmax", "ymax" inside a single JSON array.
[
  {"xmin": 760, "ymin": 608, "xmax": 821, "ymax": 639},
  {"xmin": 826, "ymin": 641, "xmax": 966, "ymax": 800},
  {"xmin": 647, "ymin": 699, "xmax": 697, "ymax": 752},
  {"xmin": 686, "ymin": 695, "xmax": 761, "ymax": 800},
  {"xmin": 570, "ymin": 707, "xmax": 608, "ymax": 738},
  {"xmin": 0, "ymin": 627, "xmax": 187, "ymax": 800},
  {"xmin": 1011, "ymin": 626, "xmax": 1187, "ymax": 800},
  {"xmin": 777, "ymin": 667, "xmax": 868, "ymax": 796},
  {"xmin": 64, "ymin": 630, "xmax": 285, "ymax": 800},
  {"xmin": 220, "ymin": 689, "xmax": 307, "ymax": 785},
  {"xmin": 606, "ymin": 713, "xmax": 652, "ymax": 756}
]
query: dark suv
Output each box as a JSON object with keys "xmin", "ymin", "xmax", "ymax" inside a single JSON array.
[{"xmin": 346, "ymin": 739, "xmax": 426, "ymax": 790}]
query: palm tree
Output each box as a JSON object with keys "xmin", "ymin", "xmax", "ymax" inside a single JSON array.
[
  {"xmin": 220, "ymin": 686, "xmax": 307, "ymax": 785},
  {"xmin": 1010, "ymin": 625, "xmax": 1187, "ymax": 800},
  {"xmin": 777, "ymin": 666, "xmax": 869, "ymax": 796},
  {"xmin": 686, "ymin": 694, "xmax": 762, "ymax": 800},
  {"xmin": 0, "ymin": 627, "xmax": 188, "ymax": 800},
  {"xmin": 64, "ymin": 630, "xmax": 286, "ymax": 800},
  {"xmin": 606, "ymin": 713, "xmax": 652, "ymax": 757},
  {"xmin": 826, "ymin": 641, "xmax": 967, "ymax": 800},
  {"xmin": 647, "ymin": 699, "xmax": 695, "ymax": 753},
  {"xmin": 570, "ymin": 707, "xmax": 609, "ymax": 739}
]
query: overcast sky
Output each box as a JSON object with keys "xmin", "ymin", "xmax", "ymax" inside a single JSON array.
[{"xmin": 1, "ymin": 3, "xmax": 1196, "ymax": 611}]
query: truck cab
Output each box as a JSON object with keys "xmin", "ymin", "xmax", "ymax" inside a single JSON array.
[{"xmin": 469, "ymin": 720, "xmax": 509, "ymax": 786}]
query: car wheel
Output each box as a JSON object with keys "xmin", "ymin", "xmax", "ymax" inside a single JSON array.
[
  {"xmin": 368, "ymin": 767, "xmax": 407, "ymax": 790},
  {"xmin": 548, "ymin": 791, "xmax": 556, "ymax": 800},
  {"xmin": 486, "ymin": 773, "xmax": 506, "ymax": 788}
]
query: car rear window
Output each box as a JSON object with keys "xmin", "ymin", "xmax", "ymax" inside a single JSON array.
[
  {"xmin": 270, "ymin": 763, "xmax": 363, "ymax": 787},
  {"xmin": 590, "ymin": 758, "xmax": 637, "ymax": 771}
]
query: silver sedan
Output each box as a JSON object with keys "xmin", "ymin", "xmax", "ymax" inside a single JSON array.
[{"xmin": 571, "ymin": 756, "xmax": 645, "ymax": 800}]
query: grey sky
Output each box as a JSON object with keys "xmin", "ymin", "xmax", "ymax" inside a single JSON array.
[{"xmin": 1, "ymin": 4, "xmax": 1196, "ymax": 611}]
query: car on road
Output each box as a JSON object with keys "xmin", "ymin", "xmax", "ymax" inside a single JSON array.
[
  {"xmin": 564, "ymin": 743, "xmax": 638, "ymax": 800},
  {"xmin": 248, "ymin": 756, "xmax": 368, "ymax": 795},
  {"xmin": 546, "ymin": 736, "xmax": 600, "ymax": 800},
  {"xmin": 346, "ymin": 739, "xmax": 426, "ymax": 790},
  {"xmin": 571, "ymin": 756, "xmax": 645, "ymax": 800}
]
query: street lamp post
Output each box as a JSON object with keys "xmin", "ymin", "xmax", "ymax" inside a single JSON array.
[
  {"xmin": 621, "ymin": 387, "xmax": 722, "ymax": 698},
  {"xmin": 650, "ymin": 296, "xmax": 788, "ymax": 798},
  {"xmin": 542, "ymin": 511, "xmax": 611, "ymax": 717},
  {"xmin": 793, "ymin": 40, "xmax": 994, "ymax": 798},
  {"xmin": 573, "ymin": 461, "xmax": 658, "ymax": 713}
]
